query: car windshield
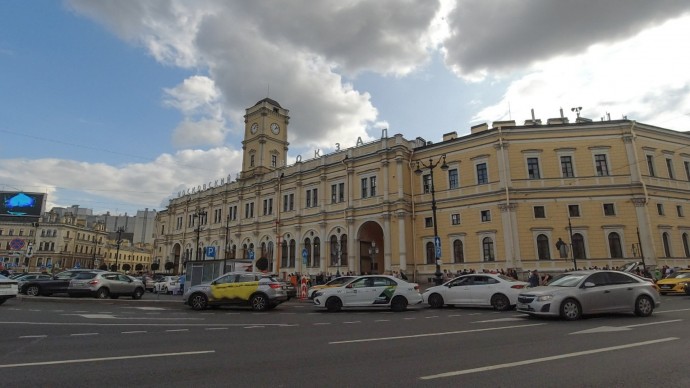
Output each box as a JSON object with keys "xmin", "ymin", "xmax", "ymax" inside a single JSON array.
[
  {"xmin": 547, "ymin": 273, "xmax": 587, "ymax": 287},
  {"xmin": 327, "ymin": 277, "xmax": 352, "ymax": 286},
  {"xmin": 0, "ymin": 274, "xmax": 8, "ymax": 280},
  {"xmin": 667, "ymin": 272, "xmax": 690, "ymax": 279}
]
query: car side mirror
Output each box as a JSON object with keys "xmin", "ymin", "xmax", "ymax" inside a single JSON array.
[
  {"xmin": 346, "ymin": 284, "xmax": 353, "ymax": 289},
  {"xmin": 583, "ymin": 282, "xmax": 596, "ymax": 288}
]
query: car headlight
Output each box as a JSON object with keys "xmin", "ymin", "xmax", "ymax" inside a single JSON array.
[
  {"xmin": 313, "ymin": 291, "xmax": 323, "ymax": 298},
  {"xmin": 536, "ymin": 295, "xmax": 553, "ymax": 302}
]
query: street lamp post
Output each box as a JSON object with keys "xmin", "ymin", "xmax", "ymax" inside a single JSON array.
[
  {"xmin": 223, "ymin": 214, "xmax": 230, "ymax": 274},
  {"xmin": 415, "ymin": 154, "xmax": 449, "ymax": 285},
  {"xmin": 114, "ymin": 227, "xmax": 124, "ymax": 271},
  {"xmin": 194, "ymin": 210, "xmax": 207, "ymax": 262}
]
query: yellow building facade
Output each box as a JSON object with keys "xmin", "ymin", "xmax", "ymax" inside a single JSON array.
[{"xmin": 153, "ymin": 99, "xmax": 690, "ymax": 281}]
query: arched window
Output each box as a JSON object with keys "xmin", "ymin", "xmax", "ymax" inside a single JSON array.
[
  {"xmin": 425, "ymin": 242, "xmax": 435, "ymax": 264},
  {"xmin": 482, "ymin": 237, "xmax": 495, "ymax": 262},
  {"xmin": 572, "ymin": 233, "xmax": 586, "ymax": 260},
  {"xmin": 683, "ymin": 233, "xmax": 690, "ymax": 258},
  {"xmin": 313, "ymin": 237, "xmax": 321, "ymax": 268},
  {"xmin": 340, "ymin": 235, "xmax": 348, "ymax": 266},
  {"xmin": 662, "ymin": 232, "xmax": 671, "ymax": 257},
  {"xmin": 304, "ymin": 238, "xmax": 312, "ymax": 267},
  {"xmin": 289, "ymin": 239, "xmax": 296, "ymax": 267},
  {"xmin": 453, "ymin": 239, "xmax": 464, "ymax": 263},
  {"xmin": 537, "ymin": 234, "xmax": 551, "ymax": 260},
  {"xmin": 281, "ymin": 240, "xmax": 288, "ymax": 267},
  {"xmin": 608, "ymin": 232, "xmax": 623, "ymax": 258},
  {"xmin": 330, "ymin": 235, "xmax": 338, "ymax": 266}
]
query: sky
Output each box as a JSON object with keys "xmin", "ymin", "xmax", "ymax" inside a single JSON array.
[{"xmin": 2, "ymin": 0, "xmax": 690, "ymax": 216}]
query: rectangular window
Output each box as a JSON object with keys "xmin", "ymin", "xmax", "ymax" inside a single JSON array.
[
  {"xmin": 448, "ymin": 168, "xmax": 459, "ymax": 189},
  {"xmin": 331, "ymin": 184, "xmax": 337, "ymax": 204},
  {"xmin": 594, "ymin": 154, "xmax": 609, "ymax": 176},
  {"xmin": 305, "ymin": 188, "xmax": 318, "ymax": 208},
  {"xmin": 361, "ymin": 178, "xmax": 368, "ymax": 198},
  {"xmin": 263, "ymin": 198, "xmax": 273, "ymax": 216},
  {"xmin": 684, "ymin": 161, "xmax": 690, "ymax": 181},
  {"xmin": 657, "ymin": 203, "xmax": 665, "ymax": 215},
  {"xmin": 245, "ymin": 202, "xmax": 254, "ymax": 219},
  {"xmin": 476, "ymin": 163, "xmax": 488, "ymax": 184},
  {"xmin": 424, "ymin": 217, "xmax": 433, "ymax": 228},
  {"xmin": 481, "ymin": 210, "xmax": 491, "ymax": 222},
  {"xmin": 527, "ymin": 157, "xmax": 541, "ymax": 179},
  {"xmin": 533, "ymin": 206, "xmax": 546, "ymax": 218},
  {"xmin": 250, "ymin": 154, "xmax": 255, "ymax": 167},
  {"xmin": 369, "ymin": 176, "xmax": 377, "ymax": 197},
  {"xmin": 229, "ymin": 205, "xmax": 238, "ymax": 220},
  {"xmin": 271, "ymin": 155, "xmax": 277, "ymax": 167},
  {"xmin": 339, "ymin": 182, "xmax": 345, "ymax": 202},
  {"xmin": 677, "ymin": 205, "xmax": 684, "ymax": 217},
  {"xmin": 422, "ymin": 174, "xmax": 431, "ymax": 194},
  {"xmin": 560, "ymin": 156, "xmax": 574, "ymax": 178},
  {"xmin": 451, "ymin": 213, "xmax": 460, "ymax": 225},
  {"xmin": 647, "ymin": 155, "xmax": 655, "ymax": 177},
  {"xmin": 603, "ymin": 203, "xmax": 615, "ymax": 216},
  {"xmin": 666, "ymin": 158, "xmax": 675, "ymax": 179},
  {"xmin": 568, "ymin": 204, "xmax": 580, "ymax": 217}
]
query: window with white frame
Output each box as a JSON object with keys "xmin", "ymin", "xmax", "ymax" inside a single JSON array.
[
  {"xmin": 560, "ymin": 155, "xmax": 575, "ymax": 178},
  {"xmin": 451, "ymin": 213, "xmax": 460, "ymax": 225},
  {"xmin": 448, "ymin": 168, "xmax": 459, "ymax": 189},
  {"xmin": 646, "ymin": 154, "xmax": 656, "ymax": 177},
  {"xmin": 603, "ymin": 203, "xmax": 615, "ymax": 216},
  {"xmin": 666, "ymin": 157, "xmax": 675, "ymax": 179},
  {"xmin": 476, "ymin": 162, "xmax": 488, "ymax": 184},
  {"xmin": 527, "ymin": 157, "xmax": 541, "ymax": 179},
  {"xmin": 480, "ymin": 210, "xmax": 491, "ymax": 222},
  {"xmin": 594, "ymin": 153, "xmax": 610, "ymax": 176}
]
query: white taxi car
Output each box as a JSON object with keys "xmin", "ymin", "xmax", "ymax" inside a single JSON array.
[
  {"xmin": 312, "ymin": 275, "xmax": 422, "ymax": 312},
  {"xmin": 422, "ymin": 273, "xmax": 529, "ymax": 311}
]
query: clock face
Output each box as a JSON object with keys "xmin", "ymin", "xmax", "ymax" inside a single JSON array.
[
  {"xmin": 271, "ymin": 123, "xmax": 280, "ymax": 134},
  {"xmin": 250, "ymin": 123, "xmax": 258, "ymax": 134}
]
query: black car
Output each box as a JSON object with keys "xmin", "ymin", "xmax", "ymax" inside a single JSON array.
[{"xmin": 20, "ymin": 269, "xmax": 104, "ymax": 296}]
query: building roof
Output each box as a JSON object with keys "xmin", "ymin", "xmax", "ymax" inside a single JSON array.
[{"xmin": 254, "ymin": 98, "xmax": 282, "ymax": 108}]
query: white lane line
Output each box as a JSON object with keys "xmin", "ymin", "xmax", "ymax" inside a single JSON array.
[
  {"xmin": 472, "ymin": 318, "xmax": 526, "ymax": 323},
  {"xmin": 18, "ymin": 335, "xmax": 47, "ymax": 339},
  {"xmin": 0, "ymin": 321, "xmax": 292, "ymax": 327},
  {"xmin": 204, "ymin": 327, "xmax": 228, "ymax": 331},
  {"xmin": 624, "ymin": 319, "xmax": 682, "ymax": 328},
  {"xmin": 656, "ymin": 308, "xmax": 690, "ymax": 314},
  {"xmin": 122, "ymin": 331, "xmax": 147, "ymax": 334},
  {"xmin": 419, "ymin": 337, "xmax": 678, "ymax": 380},
  {"xmin": 425, "ymin": 316, "xmax": 439, "ymax": 319},
  {"xmin": 330, "ymin": 323, "xmax": 546, "ymax": 345},
  {"xmin": 244, "ymin": 326, "xmax": 265, "ymax": 329},
  {"xmin": 165, "ymin": 329, "xmax": 189, "ymax": 333},
  {"xmin": 343, "ymin": 321, "xmax": 361, "ymax": 324},
  {"xmin": 404, "ymin": 317, "xmax": 416, "ymax": 320},
  {"xmin": 0, "ymin": 350, "xmax": 215, "ymax": 369},
  {"xmin": 70, "ymin": 333, "xmax": 99, "ymax": 337}
]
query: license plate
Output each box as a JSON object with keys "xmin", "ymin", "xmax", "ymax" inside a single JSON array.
[
  {"xmin": 661, "ymin": 285, "xmax": 672, "ymax": 289},
  {"xmin": 517, "ymin": 303, "xmax": 528, "ymax": 310},
  {"xmin": 0, "ymin": 284, "xmax": 10, "ymax": 288}
]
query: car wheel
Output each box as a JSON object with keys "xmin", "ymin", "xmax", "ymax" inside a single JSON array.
[
  {"xmin": 250, "ymin": 294, "xmax": 269, "ymax": 311},
  {"xmin": 162, "ymin": 286, "xmax": 168, "ymax": 294},
  {"xmin": 132, "ymin": 288, "xmax": 144, "ymax": 300},
  {"xmin": 560, "ymin": 298, "xmax": 582, "ymax": 320},
  {"xmin": 26, "ymin": 285, "xmax": 40, "ymax": 297},
  {"xmin": 96, "ymin": 288, "xmax": 110, "ymax": 299},
  {"xmin": 634, "ymin": 295, "xmax": 654, "ymax": 317},
  {"xmin": 391, "ymin": 296, "xmax": 408, "ymax": 312},
  {"xmin": 189, "ymin": 293, "xmax": 209, "ymax": 310},
  {"xmin": 325, "ymin": 296, "xmax": 343, "ymax": 312},
  {"xmin": 428, "ymin": 293, "xmax": 444, "ymax": 308},
  {"xmin": 491, "ymin": 294, "xmax": 511, "ymax": 311}
]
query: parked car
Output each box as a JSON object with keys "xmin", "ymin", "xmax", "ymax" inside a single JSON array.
[
  {"xmin": 685, "ymin": 282, "xmax": 690, "ymax": 296},
  {"xmin": 0, "ymin": 274, "xmax": 18, "ymax": 305},
  {"xmin": 20, "ymin": 269, "xmax": 103, "ymax": 296},
  {"xmin": 656, "ymin": 270, "xmax": 690, "ymax": 295},
  {"xmin": 516, "ymin": 270, "xmax": 660, "ymax": 320},
  {"xmin": 68, "ymin": 271, "xmax": 145, "ymax": 299},
  {"xmin": 308, "ymin": 276, "xmax": 356, "ymax": 299},
  {"xmin": 279, "ymin": 279, "xmax": 297, "ymax": 300},
  {"xmin": 183, "ymin": 272, "xmax": 288, "ymax": 311},
  {"xmin": 312, "ymin": 275, "xmax": 422, "ymax": 312},
  {"xmin": 137, "ymin": 275, "xmax": 156, "ymax": 292},
  {"xmin": 153, "ymin": 276, "xmax": 179, "ymax": 294},
  {"xmin": 422, "ymin": 273, "xmax": 529, "ymax": 311}
]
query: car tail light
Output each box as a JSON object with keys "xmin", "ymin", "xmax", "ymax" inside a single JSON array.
[
  {"xmin": 511, "ymin": 284, "xmax": 526, "ymax": 289},
  {"xmin": 269, "ymin": 283, "xmax": 282, "ymax": 289},
  {"xmin": 88, "ymin": 280, "xmax": 100, "ymax": 285}
]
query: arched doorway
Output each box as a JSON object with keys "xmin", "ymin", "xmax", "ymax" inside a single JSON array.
[
  {"xmin": 357, "ymin": 220, "xmax": 384, "ymax": 275},
  {"xmin": 172, "ymin": 243, "xmax": 181, "ymax": 273}
]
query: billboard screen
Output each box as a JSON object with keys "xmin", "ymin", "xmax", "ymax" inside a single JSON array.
[{"xmin": 0, "ymin": 191, "xmax": 45, "ymax": 217}]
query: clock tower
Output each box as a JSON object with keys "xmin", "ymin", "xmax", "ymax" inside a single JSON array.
[{"xmin": 240, "ymin": 98, "xmax": 290, "ymax": 179}]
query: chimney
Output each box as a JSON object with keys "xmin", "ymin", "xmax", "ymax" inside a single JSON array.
[
  {"xmin": 442, "ymin": 131, "xmax": 457, "ymax": 141},
  {"xmin": 471, "ymin": 123, "xmax": 489, "ymax": 133}
]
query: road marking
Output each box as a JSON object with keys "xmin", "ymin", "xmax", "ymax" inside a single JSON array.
[
  {"xmin": 569, "ymin": 319, "xmax": 682, "ymax": 334},
  {"xmin": 18, "ymin": 335, "xmax": 47, "ymax": 339},
  {"xmin": 0, "ymin": 321, "xmax": 295, "ymax": 327},
  {"xmin": 123, "ymin": 307, "xmax": 169, "ymax": 311},
  {"xmin": 165, "ymin": 329, "xmax": 189, "ymax": 332},
  {"xmin": 0, "ymin": 350, "xmax": 215, "ymax": 369},
  {"xmin": 62, "ymin": 314, "xmax": 204, "ymax": 321},
  {"xmin": 244, "ymin": 326, "xmax": 265, "ymax": 329},
  {"xmin": 448, "ymin": 314, "xmax": 463, "ymax": 317},
  {"xmin": 472, "ymin": 318, "xmax": 526, "ymax": 323},
  {"xmin": 70, "ymin": 333, "xmax": 99, "ymax": 336},
  {"xmin": 329, "ymin": 323, "xmax": 546, "ymax": 344},
  {"xmin": 656, "ymin": 307, "xmax": 690, "ymax": 314},
  {"xmin": 343, "ymin": 321, "xmax": 361, "ymax": 324},
  {"xmin": 425, "ymin": 316, "xmax": 439, "ymax": 319},
  {"xmin": 204, "ymin": 327, "xmax": 227, "ymax": 331},
  {"xmin": 374, "ymin": 319, "xmax": 390, "ymax": 322},
  {"xmin": 313, "ymin": 323, "xmax": 331, "ymax": 326},
  {"xmin": 419, "ymin": 337, "xmax": 678, "ymax": 380},
  {"xmin": 122, "ymin": 331, "xmax": 147, "ymax": 334},
  {"xmin": 403, "ymin": 317, "xmax": 416, "ymax": 320}
]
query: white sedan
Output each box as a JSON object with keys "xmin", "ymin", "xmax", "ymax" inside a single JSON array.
[
  {"xmin": 0, "ymin": 274, "xmax": 19, "ymax": 305},
  {"xmin": 153, "ymin": 276, "xmax": 179, "ymax": 294},
  {"xmin": 422, "ymin": 273, "xmax": 529, "ymax": 311},
  {"xmin": 312, "ymin": 275, "xmax": 422, "ymax": 312}
]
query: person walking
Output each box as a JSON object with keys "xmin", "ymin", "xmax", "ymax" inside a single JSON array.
[{"xmin": 528, "ymin": 270, "xmax": 540, "ymax": 288}]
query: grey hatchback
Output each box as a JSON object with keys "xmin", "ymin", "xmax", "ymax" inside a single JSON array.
[
  {"xmin": 68, "ymin": 271, "xmax": 145, "ymax": 299},
  {"xmin": 183, "ymin": 272, "xmax": 288, "ymax": 311}
]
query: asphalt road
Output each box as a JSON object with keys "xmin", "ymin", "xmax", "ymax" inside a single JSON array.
[{"xmin": 1, "ymin": 294, "xmax": 689, "ymax": 388}]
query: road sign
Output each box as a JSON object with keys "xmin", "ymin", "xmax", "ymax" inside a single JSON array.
[
  {"xmin": 75, "ymin": 262, "xmax": 81, "ymax": 269},
  {"xmin": 302, "ymin": 248, "xmax": 308, "ymax": 265},
  {"xmin": 434, "ymin": 236, "xmax": 441, "ymax": 259},
  {"xmin": 9, "ymin": 238, "xmax": 25, "ymax": 251},
  {"xmin": 206, "ymin": 246, "xmax": 216, "ymax": 258},
  {"xmin": 248, "ymin": 250, "xmax": 255, "ymax": 260}
]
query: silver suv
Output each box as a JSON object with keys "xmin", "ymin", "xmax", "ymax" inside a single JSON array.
[
  {"xmin": 183, "ymin": 272, "xmax": 288, "ymax": 311},
  {"xmin": 68, "ymin": 271, "xmax": 145, "ymax": 299}
]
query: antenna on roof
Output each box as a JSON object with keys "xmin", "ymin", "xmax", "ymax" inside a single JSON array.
[{"xmin": 267, "ymin": 84, "xmax": 270, "ymax": 98}]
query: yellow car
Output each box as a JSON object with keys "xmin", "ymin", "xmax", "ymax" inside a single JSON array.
[
  {"xmin": 656, "ymin": 270, "xmax": 690, "ymax": 295},
  {"xmin": 307, "ymin": 276, "xmax": 355, "ymax": 299}
]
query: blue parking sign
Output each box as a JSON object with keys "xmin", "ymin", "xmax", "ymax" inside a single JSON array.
[
  {"xmin": 206, "ymin": 246, "xmax": 216, "ymax": 258},
  {"xmin": 434, "ymin": 236, "xmax": 441, "ymax": 259}
]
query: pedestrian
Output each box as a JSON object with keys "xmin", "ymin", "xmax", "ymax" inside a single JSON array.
[
  {"xmin": 528, "ymin": 270, "xmax": 540, "ymax": 287},
  {"xmin": 179, "ymin": 274, "xmax": 185, "ymax": 294}
]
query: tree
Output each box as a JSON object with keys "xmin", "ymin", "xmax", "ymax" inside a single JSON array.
[
  {"xmin": 151, "ymin": 262, "xmax": 160, "ymax": 272},
  {"xmin": 99, "ymin": 264, "xmax": 108, "ymax": 270},
  {"xmin": 110, "ymin": 264, "xmax": 117, "ymax": 271},
  {"xmin": 164, "ymin": 261, "xmax": 174, "ymax": 273},
  {"xmin": 122, "ymin": 263, "xmax": 131, "ymax": 272},
  {"xmin": 135, "ymin": 263, "xmax": 143, "ymax": 272}
]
